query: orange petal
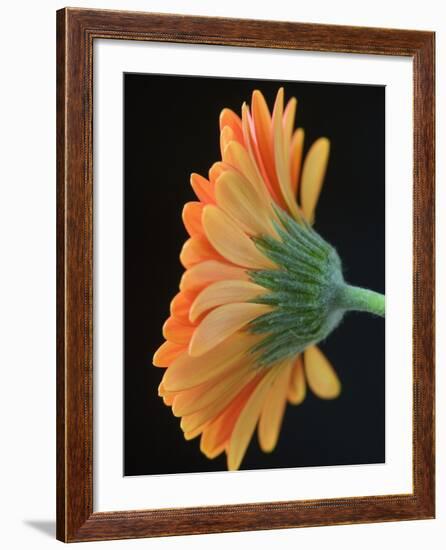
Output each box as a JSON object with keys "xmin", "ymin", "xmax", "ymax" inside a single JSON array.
[
  {"xmin": 220, "ymin": 125, "xmax": 236, "ymax": 158},
  {"xmin": 189, "ymin": 280, "xmax": 267, "ymax": 323},
  {"xmin": 162, "ymin": 331, "xmax": 259, "ymax": 391},
  {"xmin": 209, "ymin": 161, "xmax": 231, "ymax": 185},
  {"xmin": 241, "ymin": 103, "xmax": 282, "ymax": 206},
  {"xmin": 162, "ymin": 316, "xmax": 195, "ymax": 345},
  {"xmin": 202, "ymin": 205, "xmax": 275, "ymax": 269},
  {"xmin": 190, "ymin": 173, "xmax": 215, "ymax": 204},
  {"xmin": 272, "ymin": 88, "xmax": 300, "ymax": 219},
  {"xmin": 170, "ymin": 291, "xmax": 196, "ymax": 324},
  {"xmin": 153, "ymin": 340, "xmax": 186, "ymax": 367},
  {"xmin": 290, "ymin": 129, "xmax": 304, "ymax": 195},
  {"xmin": 304, "ymin": 345, "xmax": 341, "ymax": 399},
  {"xmin": 222, "ymin": 141, "xmax": 271, "ymax": 206},
  {"xmin": 182, "ymin": 202, "xmax": 204, "ymax": 236},
  {"xmin": 180, "ymin": 369, "xmax": 257, "ymax": 434},
  {"xmin": 180, "ymin": 235, "xmax": 221, "ymax": 268},
  {"xmin": 283, "ymin": 97, "xmax": 297, "ymax": 148},
  {"xmin": 219, "ymin": 108, "xmax": 244, "ymax": 144},
  {"xmin": 172, "ymin": 360, "xmax": 253, "ymax": 417},
  {"xmin": 287, "ymin": 355, "xmax": 306, "ymax": 404},
  {"xmin": 227, "ymin": 367, "xmax": 277, "ymax": 470},
  {"xmin": 158, "ymin": 382, "xmax": 179, "ymax": 406},
  {"xmin": 251, "ymin": 90, "xmax": 276, "ymax": 188},
  {"xmin": 300, "ymin": 138, "xmax": 330, "ymax": 223},
  {"xmin": 179, "ymin": 260, "xmax": 249, "ymax": 293},
  {"xmin": 188, "ymin": 302, "xmax": 273, "ymax": 357},
  {"xmin": 200, "ymin": 376, "xmax": 260, "ymax": 458},
  {"xmin": 258, "ymin": 361, "xmax": 292, "ymax": 452}
]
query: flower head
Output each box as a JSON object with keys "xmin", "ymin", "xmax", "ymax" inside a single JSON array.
[{"xmin": 153, "ymin": 88, "xmax": 383, "ymax": 471}]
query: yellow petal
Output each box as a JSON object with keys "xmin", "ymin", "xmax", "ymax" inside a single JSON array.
[
  {"xmin": 202, "ymin": 205, "xmax": 275, "ymax": 269},
  {"xmin": 182, "ymin": 202, "xmax": 204, "ymax": 236},
  {"xmin": 258, "ymin": 361, "xmax": 292, "ymax": 452},
  {"xmin": 209, "ymin": 161, "xmax": 230, "ymax": 186},
  {"xmin": 304, "ymin": 345, "xmax": 341, "ymax": 399},
  {"xmin": 215, "ymin": 170, "xmax": 277, "ymax": 237},
  {"xmin": 272, "ymin": 88, "xmax": 300, "ymax": 219},
  {"xmin": 227, "ymin": 368, "xmax": 277, "ymax": 470},
  {"xmin": 200, "ymin": 377, "xmax": 258, "ymax": 458},
  {"xmin": 287, "ymin": 355, "xmax": 306, "ymax": 404},
  {"xmin": 220, "ymin": 125, "xmax": 235, "ymax": 157},
  {"xmin": 180, "ymin": 260, "xmax": 249, "ymax": 292},
  {"xmin": 222, "ymin": 140, "xmax": 271, "ymax": 205},
  {"xmin": 219, "ymin": 108, "xmax": 244, "ymax": 143},
  {"xmin": 172, "ymin": 360, "xmax": 253, "ymax": 417},
  {"xmin": 183, "ymin": 426, "xmax": 204, "ymax": 441},
  {"xmin": 251, "ymin": 90, "xmax": 275, "ymax": 184},
  {"xmin": 283, "ymin": 97, "xmax": 297, "ymax": 148},
  {"xmin": 162, "ymin": 332, "xmax": 257, "ymax": 391},
  {"xmin": 189, "ymin": 302, "xmax": 272, "ymax": 357},
  {"xmin": 158, "ymin": 383, "xmax": 178, "ymax": 406},
  {"xmin": 179, "ymin": 235, "xmax": 221, "ymax": 268},
  {"xmin": 240, "ymin": 103, "xmax": 282, "ymax": 207},
  {"xmin": 153, "ymin": 340, "xmax": 186, "ymax": 367},
  {"xmin": 189, "ymin": 280, "xmax": 267, "ymax": 323},
  {"xmin": 180, "ymin": 369, "xmax": 257, "ymax": 433},
  {"xmin": 300, "ymin": 138, "xmax": 330, "ymax": 223},
  {"xmin": 290, "ymin": 129, "xmax": 304, "ymax": 195}
]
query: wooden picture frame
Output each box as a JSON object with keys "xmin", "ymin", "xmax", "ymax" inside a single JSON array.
[{"xmin": 56, "ymin": 7, "xmax": 435, "ymax": 542}]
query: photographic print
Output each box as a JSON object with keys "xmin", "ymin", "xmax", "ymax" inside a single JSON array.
[
  {"xmin": 57, "ymin": 9, "xmax": 435, "ymax": 540},
  {"xmin": 124, "ymin": 74, "xmax": 385, "ymax": 476}
]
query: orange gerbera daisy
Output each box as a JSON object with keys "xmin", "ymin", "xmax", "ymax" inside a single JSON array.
[{"xmin": 153, "ymin": 88, "xmax": 385, "ymax": 471}]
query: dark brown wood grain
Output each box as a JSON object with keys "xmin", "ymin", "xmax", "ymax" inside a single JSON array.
[{"xmin": 56, "ymin": 7, "xmax": 435, "ymax": 542}]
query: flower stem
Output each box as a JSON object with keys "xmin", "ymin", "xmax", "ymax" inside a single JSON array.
[{"xmin": 337, "ymin": 284, "xmax": 385, "ymax": 317}]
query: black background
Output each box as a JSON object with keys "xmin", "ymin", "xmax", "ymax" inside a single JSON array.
[{"xmin": 124, "ymin": 73, "xmax": 385, "ymax": 476}]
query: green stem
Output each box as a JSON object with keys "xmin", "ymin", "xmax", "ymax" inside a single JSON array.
[{"xmin": 337, "ymin": 284, "xmax": 385, "ymax": 317}]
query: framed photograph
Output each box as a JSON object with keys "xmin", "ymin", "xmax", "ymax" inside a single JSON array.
[{"xmin": 56, "ymin": 7, "xmax": 435, "ymax": 542}]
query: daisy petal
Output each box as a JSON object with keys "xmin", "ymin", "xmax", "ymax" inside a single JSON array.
[
  {"xmin": 304, "ymin": 345, "xmax": 341, "ymax": 399},
  {"xmin": 272, "ymin": 88, "xmax": 300, "ymax": 219},
  {"xmin": 200, "ymin": 377, "xmax": 259, "ymax": 458},
  {"xmin": 209, "ymin": 161, "xmax": 231, "ymax": 185},
  {"xmin": 162, "ymin": 332, "xmax": 258, "ymax": 391},
  {"xmin": 227, "ymin": 368, "xmax": 277, "ymax": 470},
  {"xmin": 190, "ymin": 173, "xmax": 215, "ymax": 204},
  {"xmin": 290, "ymin": 129, "xmax": 304, "ymax": 194},
  {"xmin": 219, "ymin": 108, "xmax": 244, "ymax": 143},
  {"xmin": 222, "ymin": 140, "xmax": 271, "ymax": 205},
  {"xmin": 180, "ymin": 260, "xmax": 249, "ymax": 293},
  {"xmin": 251, "ymin": 90, "xmax": 276, "ymax": 187},
  {"xmin": 215, "ymin": 170, "xmax": 277, "ymax": 237},
  {"xmin": 283, "ymin": 97, "xmax": 297, "ymax": 147},
  {"xmin": 170, "ymin": 291, "xmax": 196, "ymax": 323},
  {"xmin": 287, "ymin": 355, "xmax": 306, "ymax": 404},
  {"xmin": 189, "ymin": 302, "xmax": 272, "ymax": 357},
  {"xmin": 182, "ymin": 202, "xmax": 204, "ymax": 236},
  {"xmin": 300, "ymin": 138, "xmax": 330, "ymax": 223},
  {"xmin": 202, "ymin": 205, "xmax": 275, "ymax": 269},
  {"xmin": 258, "ymin": 361, "xmax": 292, "ymax": 452},
  {"xmin": 220, "ymin": 125, "xmax": 236, "ymax": 158},
  {"xmin": 180, "ymin": 369, "xmax": 257, "ymax": 433},
  {"xmin": 189, "ymin": 280, "xmax": 267, "ymax": 323},
  {"xmin": 153, "ymin": 341, "xmax": 186, "ymax": 368},
  {"xmin": 180, "ymin": 235, "xmax": 221, "ymax": 268},
  {"xmin": 172, "ymin": 360, "xmax": 253, "ymax": 417},
  {"xmin": 158, "ymin": 383, "xmax": 179, "ymax": 406},
  {"xmin": 162, "ymin": 316, "xmax": 194, "ymax": 345}
]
